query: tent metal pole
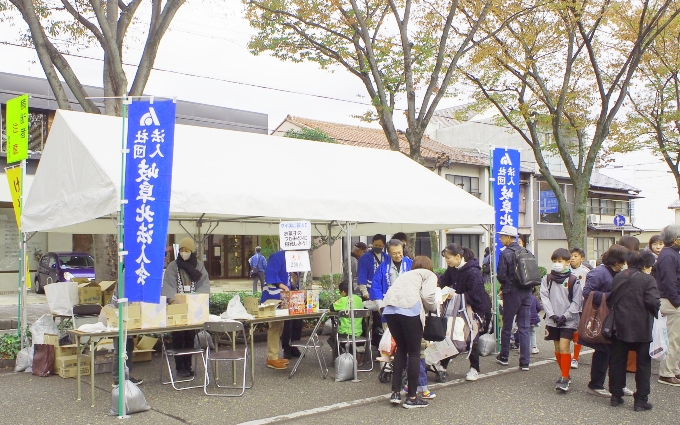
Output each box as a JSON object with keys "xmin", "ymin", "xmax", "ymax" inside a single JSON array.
[
  {"xmin": 328, "ymin": 223, "xmax": 333, "ymax": 302},
  {"xmin": 345, "ymin": 221, "xmax": 359, "ymax": 382},
  {"xmin": 118, "ymin": 100, "xmax": 129, "ymax": 419}
]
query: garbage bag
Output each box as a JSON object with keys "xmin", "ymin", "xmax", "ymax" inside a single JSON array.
[
  {"xmin": 14, "ymin": 347, "xmax": 34, "ymax": 372},
  {"xmin": 334, "ymin": 343, "xmax": 356, "ymax": 382},
  {"xmin": 322, "ymin": 319, "xmax": 333, "ymax": 336},
  {"xmin": 29, "ymin": 314, "xmax": 59, "ymax": 345},
  {"xmin": 221, "ymin": 295, "xmax": 254, "ymax": 320},
  {"xmin": 650, "ymin": 315, "xmax": 669, "ymax": 361},
  {"xmin": 478, "ymin": 333, "xmax": 496, "ymax": 357},
  {"xmin": 109, "ymin": 380, "xmax": 150, "ymax": 416}
]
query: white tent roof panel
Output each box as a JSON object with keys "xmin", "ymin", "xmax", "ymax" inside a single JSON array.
[{"xmin": 23, "ymin": 110, "xmax": 494, "ymax": 235}]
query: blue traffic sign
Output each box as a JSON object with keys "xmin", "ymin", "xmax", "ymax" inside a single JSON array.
[{"xmin": 614, "ymin": 215, "xmax": 626, "ymax": 227}]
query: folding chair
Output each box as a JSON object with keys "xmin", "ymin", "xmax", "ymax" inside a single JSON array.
[
  {"xmin": 71, "ymin": 304, "xmax": 102, "ymax": 346},
  {"xmin": 203, "ymin": 321, "xmax": 251, "ymax": 397},
  {"xmin": 289, "ymin": 311, "xmax": 329, "ymax": 379},
  {"xmin": 334, "ymin": 309, "xmax": 373, "ymax": 372},
  {"xmin": 160, "ymin": 331, "xmax": 206, "ymax": 391}
]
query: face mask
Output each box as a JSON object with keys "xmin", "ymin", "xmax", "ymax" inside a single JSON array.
[
  {"xmin": 180, "ymin": 252, "xmax": 191, "ymax": 261},
  {"xmin": 620, "ymin": 264, "xmax": 628, "ymax": 271},
  {"xmin": 373, "ymin": 247, "xmax": 382, "ymax": 254},
  {"xmin": 552, "ymin": 262, "xmax": 566, "ymax": 273}
]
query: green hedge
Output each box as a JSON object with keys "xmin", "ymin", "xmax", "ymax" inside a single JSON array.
[{"xmin": 0, "ymin": 328, "xmax": 31, "ymax": 360}]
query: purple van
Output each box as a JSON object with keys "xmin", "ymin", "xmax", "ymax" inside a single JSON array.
[{"xmin": 35, "ymin": 252, "xmax": 96, "ymax": 294}]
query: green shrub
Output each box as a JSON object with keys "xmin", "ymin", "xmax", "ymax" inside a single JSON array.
[
  {"xmin": 538, "ymin": 266, "xmax": 548, "ymax": 277},
  {"xmin": 434, "ymin": 268, "xmax": 447, "ymax": 275},
  {"xmin": 0, "ymin": 329, "xmax": 30, "ymax": 360},
  {"xmin": 209, "ymin": 291, "xmax": 260, "ymax": 315},
  {"xmin": 319, "ymin": 273, "xmax": 342, "ymax": 293},
  {"xmin": 319, "ymin": 289, "xmax": 341, "ymax": 309}
]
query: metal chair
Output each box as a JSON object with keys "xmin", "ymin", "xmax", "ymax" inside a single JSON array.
[
  {"xmin": 160, "ymin": 331, "xmax": 206, "ymax": 391},
  {"xmin": 289, "ymin": 311, "xmax": 329, "ymax": 379},
  {"xmin": 203, "ymin": 321, "xmax": 251, "ymax": 397},
  {"xmin": 334, "ymin": 309, "xmax": 373, "ymax": 372},
  {"xmin": 71, "ymin": 304, "xmax": 102, "ymax": 346}
]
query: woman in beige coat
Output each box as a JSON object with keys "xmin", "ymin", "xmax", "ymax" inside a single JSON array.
[{"xmin": 381, "ymin": 256, "xmax": 438, "ymax": 408}]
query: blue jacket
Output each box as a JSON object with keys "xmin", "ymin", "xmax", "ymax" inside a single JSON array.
[
  {"xmin": 497, "ymin": 242, "xmax": 522, "ymax": 292},
  {"xmin": 261, "ymin": 251, "xmax": 291, "ymax": 303},
  {"xmin": 530, "ymin": 293, "xmax": 542, "ymax": 325},
  {"xmin": 655, "ymin": 246, "xmax": 680, "ymax": 307},
  {"xmin": 369, "ymin": 257, "xmax": 413, "ymax": 300},
  {"xmin": 582, "ymin": 264, "xmax": 617, "ymax": 307},
  {"xmin": 357, "ymin": 250, "xmax": 389, "ymax": 285},
  {"xmin": 249, "ymin": 253, "xmax": 267, "ymax": 271}
]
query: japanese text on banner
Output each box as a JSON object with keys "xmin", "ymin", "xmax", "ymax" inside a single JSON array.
[
  {"xmin": 6, "ymin": 94, "xmax": 29, "ymax": 164},
  {"xmin": 124, "ymin": 100, "xmax": 176, "ymax": 303},
  {"xmin": 493, "ymin": 148, "xmax": 520, "ymax": 268},
  {"xmin": 279, "ymin": 221, "xmax": 311, "ymax": 250},
  {"xmin": 6, "ymin": 166, "xmax": 22, "ymax": 230}
]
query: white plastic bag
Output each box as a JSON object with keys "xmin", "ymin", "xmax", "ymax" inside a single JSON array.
[
  {"xmin": 478, "ymin": 333, "xmax": 496, "ymax": 357},
  {"xmin": 650, "ymin": 315, "xmax": 668, "ymax": 361},
  {"xmin": 29, "ymin": 314, "xmax": 59, "ymax": 345},
  {"xmin": 378, "ymin": 327, "xmax": 395, "ymax": 355},
  {"xmin": 109, "ymin": 380, "xmax": 150, "ymax": 416},
  {"xmin": 221, "ymin": 295, "xmax": 254, "ymax": 320},
  {"xmin": 44, "ymin": 281, "xmax": 79, "ymax": 315},
  {"xmin": 334, "ymin": 343, "xmax": 356, "ymax": 382},
  {"xmin": 14, "ymin": 347, "xmax": 34, "ymax": 372}
]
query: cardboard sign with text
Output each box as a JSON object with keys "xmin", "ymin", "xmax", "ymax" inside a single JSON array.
[
  {"xmin": 279, "ymin": 221, "xmax": 311, "ymax": 250},
  {"xmin": 285, "ymin": 251, "xmax": 311, "ymax": 272}
]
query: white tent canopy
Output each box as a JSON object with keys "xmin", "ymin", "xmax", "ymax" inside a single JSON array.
[{"xmin": 23, "ymin": 110, "xmax": 494, "ymax": 235}]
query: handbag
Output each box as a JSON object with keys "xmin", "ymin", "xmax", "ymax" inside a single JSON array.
[
  {"xmin": 250, "ymin": 255, "xmax": 260, "ymax": 277},
  {"xmin": 577, "ymin": 292, "xmax": 612, "ymax": 345},
  {"xmin": 423, "ymin": 312, "xmax": 447, "ymax": 342},
  {"xmin": 32, "ymin": 344, "xmax": 55, "ymax": 377}
]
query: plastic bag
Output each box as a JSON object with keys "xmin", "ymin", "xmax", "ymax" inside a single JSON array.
[
  {"xmin": 44, "ymin": 281, "xmax": 79, "ymax": 315},
  {"xmin": 14, "ymin": 347, "xmax": 34, "ymax": 372},
  {"xmin": 221, "ymin": 295, "xmax": 254, "ymax": 320},
  {"xmin": 109, "ymin": 381, "xmax": 151, "ymax": 416},
  {"xmin": 29, "ymin": 314, "xmax": 59, "ymax": 345},
  {"xmin": 334, "ymin": 343, "xmax": 356, "ymax": 382},
  {"xmin": 478, "ymin": 333, "xmax": 496, "ymax": 357},
  {"xmin": 378, "ymin": 327, "xmax": 396, "ymax": 355},
  {"xmin": 195, "ymin": 330, "xmax": 215, "ymax": 350},
  {"xmin": 650, "ymin": 315, "xmax": 669, "ymax": 361}
]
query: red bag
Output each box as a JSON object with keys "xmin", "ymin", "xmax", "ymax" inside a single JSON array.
[
  {"xmin": 578, "ymin": 292, "xmax": 611, "ymax": 346},
  {"xmin": 32, "ymin": 344, "xmax": 55, "ymax": 377}
]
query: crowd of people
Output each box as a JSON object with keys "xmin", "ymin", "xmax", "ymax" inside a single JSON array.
[{"xmin": 240, "ymin": 224, "xmax": 678, "ymax": 411}]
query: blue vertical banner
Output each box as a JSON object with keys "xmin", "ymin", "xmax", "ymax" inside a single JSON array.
[
  {"xmin": 493, "ymin": 148, "xmax": 520, "ymax": 268},
  {"xmin": 124, "ymin": 100, "xmax": 176, "ymax": 303}
]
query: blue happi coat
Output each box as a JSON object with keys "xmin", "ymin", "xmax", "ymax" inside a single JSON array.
[
  {"xmin": 369, "ymin": 256, "xmax": 413, "ymax": 300},
  {"xmin": 357, "ymin": 250, "xmax": 389, "ymax": 286},
  {"xmin": 260, "ymin": 250, "xmax": 292, "ymax": 303}
]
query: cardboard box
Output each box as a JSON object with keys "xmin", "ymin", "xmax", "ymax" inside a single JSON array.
[
  {"xmin": 175, "ymin": 293, "xmax": 209, "ymax": 325},
  {"xmin": 99, "ymin": 281, "xmax": 116, "ymax": 306},
  {"xmin": 306, "ymin": 290, "xmax": 320, "ymax": 314},
  {"xmin": 287, "ymin": 291, "xmax": 306, "ymax": 315},
  {"xmin": 137, "ymin": 296, "xmax": 167, "ymax": 329},
  {"xmin": 167, "ymin": 303, "xmax": 189, "ymax": 326},
  {"xmin": 78, "ymin": 281, "xmax": 102, "ymax": 305},
  {"xmin": 243, "ymin": 296, "xmax": 260, "ymax": 315},
  {"xmin": 243, "ymin": 296, "xmax": 277, "ymax": 318},
  {"xmin": 44, "ymin": 333, "xmax": 78, "ymax": 359},
  {"xmin": 131, "ymin": 336, "xmax": 158, "ymax": 363},
  {"xmin": 102, "ymin": 305, "xmax": 142, "ymax": 330},
  {"xmin": 55, "ymin": 355, "xmax": 90, "ymax": 378}
]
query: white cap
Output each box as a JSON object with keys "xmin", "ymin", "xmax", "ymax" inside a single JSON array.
[{"xmin": 498, "ymin": 225, "xmax": 518, "ymax": 238}]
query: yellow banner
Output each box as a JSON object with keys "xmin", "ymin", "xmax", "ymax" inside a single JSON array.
[
  {"xmin": 26, "ymin": 255, "xmax": 31, "ymax": 289},
  {"xmin": 6, "ymin": 166, "xmax": 22, "ymax": 230}
]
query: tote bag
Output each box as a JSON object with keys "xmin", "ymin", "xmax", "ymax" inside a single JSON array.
[{"xmin": 578, "ymin": 292, "xmax": 611, "ymax": 346}]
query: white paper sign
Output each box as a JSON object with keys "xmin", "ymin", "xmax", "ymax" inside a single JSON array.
[
  {"xmin": 279, "ymin": 221, "xmax": 312, "ymax": 250},
  {"xmin": 285, "ymin": 251, "xmax": 311, "ymax": 272}
]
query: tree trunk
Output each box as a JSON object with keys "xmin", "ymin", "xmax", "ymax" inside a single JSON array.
[{"xmin": 92, "ymin": 234, "xmax": 118, "ymax": 281}]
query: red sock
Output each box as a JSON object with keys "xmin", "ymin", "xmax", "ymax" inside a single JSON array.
[
  {"xmin": 561, "ymin": 353, "xmax": 572, "ymax": 379},
  {"xmin": 555, "ymin": 352, "xmax": 562, "ymax": 374},
  {"xmin": 573, "ymin": 333, "xmax": 581, "ymax": 361}
]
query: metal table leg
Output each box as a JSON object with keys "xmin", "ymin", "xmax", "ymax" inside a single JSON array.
[
  {"xmin": 90, "ymin": 338, "xmax": 95, "ymax": 407},
  {"xmin": 232, "ymin": 331, "xmax": 236, "ymax": 386},
  {"xmin": 76, "ymin": 335, "xmax": 81, "ymax": 401}
]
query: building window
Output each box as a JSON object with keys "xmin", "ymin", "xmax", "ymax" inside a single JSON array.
[
  {"xmin": 587, "ymin": 198, "xmax": 630, "ymax": 217},
  {"xmin": 539, "ymin": 182, "xmax": 565, "ymax": 223},
  {"xmin": 446, "ymin": 174, "xmax": 480, "ymax": 198},
  {"xmin": 594, "ymin": 237, "xmax": 615, "ymax": 264},
  {"xmin": 1, "ymin": 105, "xmax": 49, "ymax": 153},
  {"xmin": 446, "ymin": 234, "xmax": 481, "ymax": 259}
]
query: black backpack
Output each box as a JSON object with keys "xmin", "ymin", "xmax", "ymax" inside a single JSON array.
[
  {"xmin": 508, "ymin": 246, "xmax": 542, "ymax": 289},
  {"xmin": 546, "ymin": 273, "xmax": 578, "ymax": 303}
]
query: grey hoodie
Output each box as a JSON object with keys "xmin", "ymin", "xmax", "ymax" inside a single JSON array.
[{"xmin": 539, "ymin": 272, "xmax": 583, "ymax": 330}]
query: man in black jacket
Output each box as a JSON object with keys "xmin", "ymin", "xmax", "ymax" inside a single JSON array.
[
  {"xmin": 496, "ymin": 225, "xmax": 532, "ymax": 371},
  {"xmin": 656, "ymin": 224, "xmax": 680, "ymax": 386}
]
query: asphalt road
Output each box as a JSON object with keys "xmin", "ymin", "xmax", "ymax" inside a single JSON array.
[{"xmin": 1, "ymin": 325, "xmax": 679, "ymax": 425}]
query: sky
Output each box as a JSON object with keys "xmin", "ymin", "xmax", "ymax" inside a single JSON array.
[{"xmin": 0, "ymin": 1, "xmax": 678, "ymax": 231}]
